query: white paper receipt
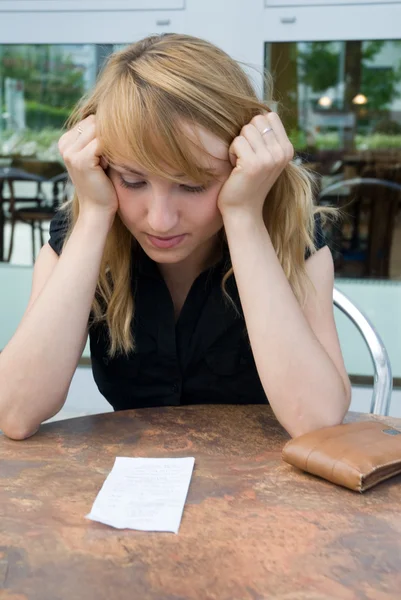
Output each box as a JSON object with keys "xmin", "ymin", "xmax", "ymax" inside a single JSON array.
[{"xmin": 86, "ymin": 456, "xmax": 195, "ymax": 533}]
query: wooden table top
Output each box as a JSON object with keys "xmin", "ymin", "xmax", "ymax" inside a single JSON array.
[{"xmin": 1, "ymin": 405, "xmax": 401, "ymax": 600}]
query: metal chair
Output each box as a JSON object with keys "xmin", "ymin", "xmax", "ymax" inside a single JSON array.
[
  {"xmin": 318, "ymin": 176, "xmax": 401, "ymax": 278},
  {"xmin": 333, "ymin": 287, "xmax": 392, "ymax": 415}
]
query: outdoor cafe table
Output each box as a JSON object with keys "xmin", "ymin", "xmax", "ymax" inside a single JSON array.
[{"xmin": 1, "ymin": 404, "xmax": 401, "ymax": 600}]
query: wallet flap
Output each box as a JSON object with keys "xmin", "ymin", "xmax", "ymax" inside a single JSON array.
[{"xmin": 282, "ymin": 420, "xmax": 401, "ymax": 492}]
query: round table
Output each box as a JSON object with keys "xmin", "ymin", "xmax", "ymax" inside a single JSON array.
[{"xmin": 1, "ymin": 405, "xmax": 401, "ymax": 600}]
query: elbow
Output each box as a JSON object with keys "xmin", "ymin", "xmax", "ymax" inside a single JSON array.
[
  {"xmin": 286, "ymin": 387, "xmax": 351, "ymax": 439},
  {"xmin": 288, "ymin": 414, "xmax": 344, "ymax": 439},
  {"xmin": 0, "ymin": 405, "xmax": 40, "ymax": 441},
  {"xmin": 343, "ymin": 375, "xmax": 352, "ymax": 409},
  {"xmin": 286, "ymin": 416, "xmax": 344, "ymax": 438},
  {"xmin": 1, "ymin": 422, "xmax": 39, "ymax": 440}
]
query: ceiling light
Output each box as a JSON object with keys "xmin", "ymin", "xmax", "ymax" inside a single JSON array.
[
  {"xmin": 352, "ymin": 94, "xmax": 368, "ymax": 105},
  {"xmin": 318, "ymin": 96, "xmax": 332, "ymax": 108}
]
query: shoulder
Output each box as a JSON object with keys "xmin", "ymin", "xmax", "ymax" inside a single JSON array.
[{"xmin": 48, "ymin": 205, "xmax": 71, "ymax": 256}]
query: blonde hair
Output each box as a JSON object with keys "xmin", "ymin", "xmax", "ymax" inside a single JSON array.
[{"xmin": 63, "ymin": 33, "xmax": 321, "ymax": 356}]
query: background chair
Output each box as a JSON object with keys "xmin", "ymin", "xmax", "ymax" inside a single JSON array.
[
  {"xmin": 333, "ymin": 287, "xmax": 392, "ymax": 415},
  {"xmin": 11, "ymin": 158, "xmax": 65, "ymax": 181},
  {"xmin": 1, "ymin": 167, "xmax": 47, "ymax": 263},
  {"xmin": 6, "ymin": 171, "xmax": 69, "ymax": 263},
  {"xmin": 318, "ymin": 176, "xmax": 401, "ymax": 278}
]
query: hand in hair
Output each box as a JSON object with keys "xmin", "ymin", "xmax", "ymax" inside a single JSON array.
[
  {"xmin": 217, "ymin": 112, "xmax": 294, "ymax": 220},
  {"xmin": 58, "ymin": 115, "xmax": 119, "ymax": 222}
]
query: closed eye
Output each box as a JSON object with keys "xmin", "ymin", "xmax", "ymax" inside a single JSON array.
[
  {"xmin": 119, "ymin": 177, "xmax": 145, "ymax": 190},
  {"xmin": 180, "ymin": 184, "xmax": 206, "ymax": 194},
  {"xmin": 119, "ymin": 176, "xmax": 206, "ymax": 194}
]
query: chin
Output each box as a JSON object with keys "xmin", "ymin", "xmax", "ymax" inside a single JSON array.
[
  {"xmin": 138, "ymin": 239, "xmax": 192, "ymax": 263},
  {"xmin": 145, "ymin": 248, "xmax": 191, "ymax": 264}
]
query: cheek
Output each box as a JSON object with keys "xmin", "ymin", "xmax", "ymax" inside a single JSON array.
[
  {"xmin": 116, "ymin": 190, "xmax": 143, "ymax": 226},
  {"xmin": 188, "ymin": 191, "xmax": 222, "ymax": 227},
  {"xmin": 199, "ymin": 180, "xmax": 228, "ymax": 223}
]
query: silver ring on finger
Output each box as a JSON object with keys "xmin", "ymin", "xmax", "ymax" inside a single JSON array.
[
  {"xmin": 77, "ymin": 126, "xmax": 84, "ymax": 135},
  {"xmin": 261, "ymin": 127, "xmax": 273, "ymax": 136}
]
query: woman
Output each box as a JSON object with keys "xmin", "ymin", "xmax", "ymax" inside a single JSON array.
[{"xmin": 0, "ymin": 34, "xmax": 351, "ymax": 440}]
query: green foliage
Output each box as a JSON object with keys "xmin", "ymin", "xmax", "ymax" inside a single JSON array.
[
  {"xmin": 288, "ymin": 128, "xmax": 307, "ymax": 150},
  {"xmin": 355, "ymin": 133, "xmax": 401, "ymax": 149},
  {"xmin": 0, "ymin": 127, "xmax": 63, "ymax": 161},
  {"xmin": 0, "ymin": 44, "xmax": 85, "ymax": 109},
  {"xmin": 290, "ymin": 130, "xmax": 401, "ymax": 151},
  {"xmin": 315, "ymin": 133, "xmax": 340, "ymax": 150},
  {"xmin": 297, "ymin": 40, "xmax": 401, "ymax": 113},
  {"xmin": 297, "ymin": 43, "xmax": 339, "ymax": 92},
  {"xmin": 373, "ymin": 118, "xmax": 401, "ymax": 135},
  {"xmin": 25, "ymin": 101, "xmax": 70, "ymax": 130},
  {"xmin": 361, "ymin": 65, "xmax": 401, "ymax": 111}
]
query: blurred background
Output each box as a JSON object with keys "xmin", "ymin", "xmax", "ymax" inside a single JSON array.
[{"xmin": 0, "ymin": 0, "xmax": 400, "ymax": 419}]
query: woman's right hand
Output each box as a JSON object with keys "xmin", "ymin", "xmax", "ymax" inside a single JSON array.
[{"xmin": 58, "ymin": 115, "xmax": 118, "ymax": 221}]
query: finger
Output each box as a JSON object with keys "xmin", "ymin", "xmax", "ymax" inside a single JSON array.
[
  {"xmin": 60, "ymin": 114, "xmax": 93, "ymax": 142},
  {"xmin": 69, "ymin": 119, "xmax": 97, "ymax": 153},
  {"xmin": 240, "ymin": 123, "xmax": 270, "ymax": 155},
  {"xmin": 60, "ymin": 115, "xmax": 96, "ymax": 152},
  {"xmin": 229, "ymin": 135, "xmax": 255, "ymax": 168},
  {"xmin": 244, "ymin": 117, "xmax": 284, "ymax": 166},
  {"xmin": 261, "ymin": 113, "xmax": 294, "ymax": 159},
  {"xmin": 251, "ymin": 114, "xmax": 278, "ymax": 144},
  {"xmin": 75, "ymin": 138, "xmax": 103, "ymax": 167},
  {"xmin": 64, "ymin": 138, "xmax": 102, "ymax": 176}
]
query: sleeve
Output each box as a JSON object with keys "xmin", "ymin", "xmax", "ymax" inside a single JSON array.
[
  {"xmin": 305, "ymin": 212, "xmax": 327, "ymax": 259},
  {"xmin": 48, "ymin": 208, "xmax": 70, "ymax": 256},
  {"xmin": 313, "ymin": 212, "xmax": 326, "ymax": 252}
]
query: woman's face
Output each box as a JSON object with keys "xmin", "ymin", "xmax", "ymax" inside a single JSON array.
[{"xmin": 108, "ymin": 125, "xmax": 232, "ymax": 265}]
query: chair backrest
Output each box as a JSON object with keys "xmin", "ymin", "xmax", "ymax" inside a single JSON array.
[
  {"xmin": 333, "ymin": 287, "xmax": 392, "ymax": 415},
  {"xmin": 12, "ymin": 158, "xmax": 65, "ymax": 179},
  {"xmin": 49, "ymin": 172, "xmax": 69, "ymax": 208},
  {"xmin": 318, "ymin": 176, "xmax": 401, "ymax": 278}
]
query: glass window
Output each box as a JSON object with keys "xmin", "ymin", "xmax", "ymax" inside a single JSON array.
[
  {"xmin": 265, "ymin": 39, "xmax": 401, "ymax": 281},
  {"xmin": 0, "ymin": 43, "xmax": 117, "ymax": 265}
]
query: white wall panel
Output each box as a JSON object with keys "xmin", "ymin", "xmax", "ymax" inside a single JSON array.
[
  {"xmin": 0, "ymin": 10, "xmax": 186, "ymax": 43},
  {"xmin": 0, "ymin": 0, "xmax": 184, "ymax": 11},
  {"xmin": 261, "ymin": 3, "xmax": 401, "ymax": 41},
  {"xmin": 265, "ymin": 0, "xmax": 400, "ymax": 6},
  {"xmin": 1, "ymin": 1, "xmax": 400, "ymax": 55}
]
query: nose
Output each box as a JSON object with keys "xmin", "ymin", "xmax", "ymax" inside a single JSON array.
[{"xmin": 147, "ymin": 192, "xmax": 179, "ymax": 234}]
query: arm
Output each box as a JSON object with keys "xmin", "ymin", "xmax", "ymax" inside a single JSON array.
[
  {"xmin": 0, "ymin": 214, "xmax": 112, "ymax": 440},
  {"xmin": 218, "ymin": 112, "xmax": 350, "ymax": 437},
  {"xmin": 0, "ymin": 115, "xmax": 118, "ymax": 440},
  {"xmin": 224, "ymin": 212, "xmax": 351, "ymax": 438}
]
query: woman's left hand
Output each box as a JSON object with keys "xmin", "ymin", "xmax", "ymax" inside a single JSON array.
[{"xmin": 217, "ymin": 112, "xmax": 294, "ymax": 220}]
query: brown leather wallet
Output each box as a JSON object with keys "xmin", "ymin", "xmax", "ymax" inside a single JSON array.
[{"xmin": 282, "ymin": 420, "xmax": 401, "ymax": 492}]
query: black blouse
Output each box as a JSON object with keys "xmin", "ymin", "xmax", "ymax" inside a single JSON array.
[{"xmin": 48, "ymin": 211, "xmax": 326, "ymax": 411}]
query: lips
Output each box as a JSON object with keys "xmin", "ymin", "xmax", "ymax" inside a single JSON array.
[{"xmin": 146, "ymin": 234, "xmax": 187, "ymax": 249}]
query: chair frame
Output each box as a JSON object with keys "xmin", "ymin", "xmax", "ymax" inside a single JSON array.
[
  {"xmin": 333, "ymin": 287, "xmax": 392, "ymax": 416},
  {"xmin": 318, "ymin": 176, "xmax": 401, "ymax": 278},
  {"xmin": 6, "ymin": 172, "xmax": 68, "ymax": 263}
]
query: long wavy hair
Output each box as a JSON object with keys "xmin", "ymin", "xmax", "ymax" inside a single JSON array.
[{"xmin": 62, "ymin": 33, "xmax": 322, "ymax": 356}]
